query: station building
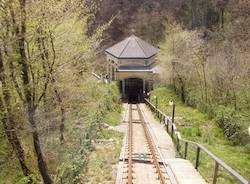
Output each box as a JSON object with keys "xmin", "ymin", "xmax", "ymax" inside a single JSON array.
[{"xmin": 105, "ymin": 35, "xmax": 158, "ymax": 102}]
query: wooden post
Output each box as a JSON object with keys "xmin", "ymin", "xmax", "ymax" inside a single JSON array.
[
  {"xmin": 176, "ymin": 136, "xmax": 180, "ymax": 152},
  {"xmin": 195, "ymin": 147, "xmax": 201, "ymax": 170},
  {"xmin": 212, "ymin": 161, "xmax": 219, "ymax": 184},
  {"xmin": 166, "ymin": 119, "xmax": 169, "ymax": 133},
  {"xmin": 171, "ymin": 123, "xmax": 174, "ymax": 138},
  {"xmin": 172, "ymin": 102, "xmax": 175, "ymax": 124},
  {"xmin": 155, "ymin": 96, "xmax": 158, "ymax": 109},
  {"xmin": 184, "ymin": 142, "xmax": 188, "ymax": 159},
  {"xmin": 155, "ymin": 97, "xmax": 158, "ymax": 117}
]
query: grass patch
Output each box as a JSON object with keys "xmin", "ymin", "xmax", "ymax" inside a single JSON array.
[
  {"xmin": 82, "ymin": 109, "xmax": 123, "ymax": 183},
  {"xmin": 150, "ymin": 87, "xmax": 250, "ymax": 183},
  {"xmin": 98, "ymin": 129, "xmax": 123, "ymax": 140},
  {"xmin": 104, "ymin": 111, "xmax": 121, "ymax": 126},
  {"xmin": 83, "ymin": 133, "xmax": 122, "ymax": 184}
]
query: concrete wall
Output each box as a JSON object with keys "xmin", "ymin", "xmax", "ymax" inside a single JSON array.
[{"xmin": 106, "ymin": 53, "xmax": 155, "ymax": 95}]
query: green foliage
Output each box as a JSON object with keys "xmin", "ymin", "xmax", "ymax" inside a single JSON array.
[
  {"xmin": 104, "ymin": 111, "xmax": 121, "ymax": 126},
  {"xmin": 82, "ymin": 130, "xmax": 122, "ymax": 183},
  {"xmin": 181, "ymin": 127, "xmax": 202, "ymax": 138},
  {"xmin": 150, "ymin": 87, "xmax": 208, "ymax": 125},
  {"xmin": 215, "ymin": 106, "xmax": 249, "ymax": 145},
  {"xmin": 0, "ymin": 0, "xmax": 111, "ymax": 183},
  {"xmin": 245, "ymin": 144, "xmax": 250, "ymax": 154},
  {"xmin": 158, "ymin": 17, "xmax": 250, "ymax": 145},
  {"xmin": 16, "ymin": 175, "xmax": 35, "ymax": 184},
  {"xmin": 56, "ymin": 151, "xmax": 88, "ymax": 184},
  {"xmin": 97, "ymin": 129, "xmax": 122, "ymax": 140},
  {"xmin": 55, "ymin": 81, "xmax": 121, "ymax": 183},
  {"xmin": 151, "ymin": 86, "xmax": 250, "ymax": 182}
]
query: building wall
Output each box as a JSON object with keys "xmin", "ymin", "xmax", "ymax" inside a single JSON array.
[
  {"xmin": 116, "ymin": 71, "xmax": 154, "ymax": 81},
  {"xmin": 106, "ymin": 54, "xmax": 156, "ymax": 98},
  {"xmin": 106, "ymin": 54, "xmax": 155, "ymax": 67}
]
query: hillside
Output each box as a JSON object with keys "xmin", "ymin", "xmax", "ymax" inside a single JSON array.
[
  {"xmin": 0, "ymin": 1, "xmax": 121, "ymax": 183},
  {"xmin": 86, "ymin": 0, "xmax": 184, "ymax": 44},
  {"xmin": 89, "ymin": 0, "xmax": 250, "ymax": 182},
  {"xmin": 0, "ymin": 0, "xmax": 249, "ymax": 183}
]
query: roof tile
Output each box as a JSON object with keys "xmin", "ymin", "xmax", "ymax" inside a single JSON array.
[{"xmin": 105, "ymin": 35, "xmax": 158, "ymax": 59}]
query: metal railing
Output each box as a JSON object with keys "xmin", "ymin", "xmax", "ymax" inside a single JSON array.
[{"xmin": 145, "ymin": 98, "xmax": 249, "ymax": 184}]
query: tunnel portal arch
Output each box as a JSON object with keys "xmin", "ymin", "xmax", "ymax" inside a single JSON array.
[{"xmin": 105, "ymin": 35, "xmax": 158, "ymax": 103}]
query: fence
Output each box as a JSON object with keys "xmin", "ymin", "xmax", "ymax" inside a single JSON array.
[{"xmin": 145, "ymin": 98, "xmax": 249, "ymax": 184}]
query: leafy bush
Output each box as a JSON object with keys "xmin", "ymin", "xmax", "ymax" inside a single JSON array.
[
  {"xmin": 245, "ymin": 144, "xmax": 250, "ymax": 154},
  {"xmin": 215, "ymin": 106, "xmax": 248, "ymax": 145},
  {"xmin": 16, "ymin": 175, "xmax": 35, "ymax": 184},
  {"xmin": 55, "ymin": 81, "xmax": 121, "ymax": 183}
]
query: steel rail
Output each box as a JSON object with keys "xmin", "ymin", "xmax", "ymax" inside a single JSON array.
[
  {"xmin": 127, "ymin": 103, "xmax": 133, "ymax": 184},
  {"xmin": 140, "ymin": 107, "xmax": 177, "ymax": 184},
  {"xmin": 136, "ymin": 104, "xmax": 166, "ymax": 184},
  {"xmin": 118, "ymin": 103, "xmax": 130, "ymax": 184}
]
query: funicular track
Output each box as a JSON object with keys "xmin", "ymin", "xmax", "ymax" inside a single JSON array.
[{"xmin": 126, "ymin": 103, "xmax": 170, "ymax": 184}]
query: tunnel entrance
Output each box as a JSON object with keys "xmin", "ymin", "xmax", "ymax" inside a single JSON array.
[{"xmin": 124, "ymin": 78, "xmax": 144, "ymax": 103}]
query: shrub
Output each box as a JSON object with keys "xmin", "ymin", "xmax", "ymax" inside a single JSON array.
[
  {"xmin": 55, "ymin": 82, "xmax": 121, "ymax": 183},
  {"xmin": 245, "ymin": 144, "xmax": 250, "ymax": 154},
  {"xmin": 215, "ymin": 106, "xmax": 248, "ymax": 145}
]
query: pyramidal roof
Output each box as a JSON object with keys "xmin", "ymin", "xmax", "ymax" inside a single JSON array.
[{"xmin": 105, "ymin": 35, "xmax": 158, "ymax": 59}]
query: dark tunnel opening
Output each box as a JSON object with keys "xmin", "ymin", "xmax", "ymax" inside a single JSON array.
[{"xmin": 121, "ymin": 78, "xmax": 145, "ymax": 103}]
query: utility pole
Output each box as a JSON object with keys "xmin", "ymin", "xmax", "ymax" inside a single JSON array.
[
  {"xmin": 169, "ymin": 100, "xmax": 175, "ymax": 124},
  {"xmin": 172, "ymin": 102, "xmax": 175, "ymax": 124}
]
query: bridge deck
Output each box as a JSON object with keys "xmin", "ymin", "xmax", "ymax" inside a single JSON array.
[
  {"xmin": 115, "ymin": 103, "xmax": 207, "ymax": 184},
  {"xmin": 165, "ymin": 159, "xmax": 207, "ymax": 184}
]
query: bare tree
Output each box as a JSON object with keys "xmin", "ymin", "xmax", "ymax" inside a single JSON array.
[{"xmin": 0, "ymin": 47, "xmax": 31, "ymax": 179}]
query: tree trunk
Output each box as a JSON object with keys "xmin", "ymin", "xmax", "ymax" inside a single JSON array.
[
  {"xmin": 54, "ymin": 85, "xmax": 65, "ymax": 144},
  {"xmin": 28, "ymin": 107, "xmax": 53, "ymax": 184},
  {"xmin": 221, "ymin": 9, "xmax": 224, "ymax": 28},
  {"xmin": 178, "ymin": 76, "xmax": 186, "ymax": 103},
  {"xmin": 171, "ymin": 62, "xmax": 177, "ymax": 92},
  {"xmin": 18, "ymin": 0, "xmax": 53, "ymax": 183},
  {"xmin": 202, "ymin": 61, "xmax": 208, "ymax": 103},
  {"xmin": 233, "ymin": 89, "xmax": 237, "ymax": 110},
  {"xmin": 0, "ymin": 48, "xmax": 31, "ymax": 178},
  {"xmin": 37, "ymin": 26, "xmax": 65, "ymax": 144},
  {"xmin": 191, "ymin": 0, "xmax": 197, "ymax": 29},
  {"xmin": 203, "ymin": 0, "xmax": 209, "ymax": 28}
]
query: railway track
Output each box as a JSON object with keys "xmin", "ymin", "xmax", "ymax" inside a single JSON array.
[{"xmin": 125, "ymin": 103, "xmax": 171, "ymax": 184}]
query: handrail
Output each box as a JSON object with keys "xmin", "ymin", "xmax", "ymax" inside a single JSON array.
[{"xmin": 145, "ymin": 98, "xmax": 249, "ymax": 184}]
